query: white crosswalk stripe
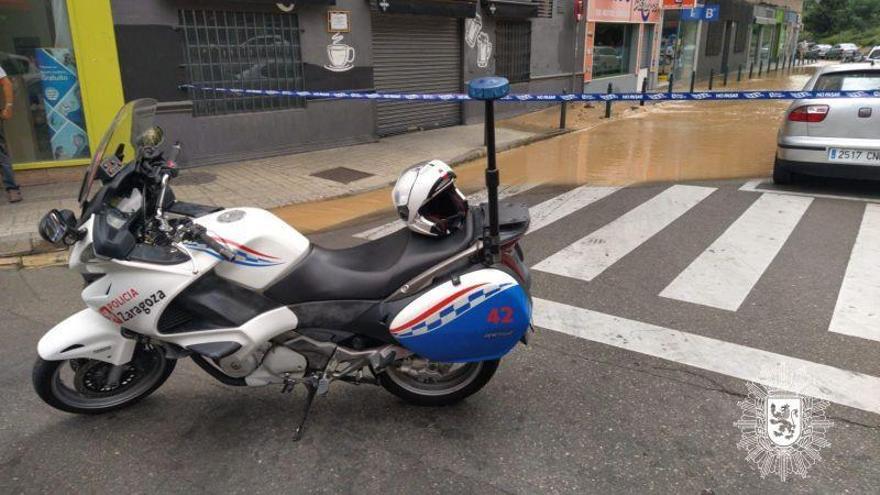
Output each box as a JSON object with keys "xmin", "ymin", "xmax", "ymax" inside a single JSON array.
[
  {"xmin": 353, "ymin": 183, "xmax": 538, "ymax": 240},
  {"xmin": 660, "ymin": 193, "xmax": 813, "ymax": 311},
  {"xmin": 829, "ymin": 203, "xmax": 880, "ymax": 343},
  {"xmin": 534, "ymin": 184, "xmax": 715, "ymax": 282},
  {"xmin": 526, "ymin": 185, "xmax": 620, "ymax": 234},
  {"xmin": 534, "ymin": 298, "xmax": 880, "ymax": 415}
]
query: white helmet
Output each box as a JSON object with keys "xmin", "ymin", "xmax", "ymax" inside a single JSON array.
[{"xmin": 392, "ymin": 160, "xmax": 469, "ymax": 237}]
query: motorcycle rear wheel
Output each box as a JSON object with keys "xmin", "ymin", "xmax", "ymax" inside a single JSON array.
[
  {"xmin": 379, "ymin": 357, "xmax": 499, "ymax": 406},
  {"xmin": 32, "ymin": 344, "xmax": 175, "ymax": 414}
]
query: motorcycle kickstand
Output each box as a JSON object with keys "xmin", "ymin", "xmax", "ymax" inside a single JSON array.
[{"xmin": 292, "ymin": 382, "xmax": 318, "ymax": 442}]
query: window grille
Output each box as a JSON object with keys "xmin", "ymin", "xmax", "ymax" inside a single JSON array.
[
  {"xmin": 495, "ymin": 21, "xmax": 531, "ymax": 84},
  {"xmin": 179, "ymin": 9, "xmax": 305, "ymax": 116},
  {"xmin": 537, "ymin": 0, "xmax": 553, "ymax": 18}
]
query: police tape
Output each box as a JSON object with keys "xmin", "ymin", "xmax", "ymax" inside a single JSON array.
[{"xmin": 180, "ymin": 85, "xmax": 880, "ymax": 102}]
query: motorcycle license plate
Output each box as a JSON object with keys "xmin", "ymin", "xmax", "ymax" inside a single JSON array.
[{"xmin": 827, "ymin": 148, "xmax": 880, "ymax": 165}]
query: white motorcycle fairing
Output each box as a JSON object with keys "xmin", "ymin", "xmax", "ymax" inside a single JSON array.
[
  {"xmin": 42, "ymin": 206, "xmax": 309, "ymax": 369},
  {"xmin": 37, "ymin": 308, "xmax": 137, "ymax": 365}
]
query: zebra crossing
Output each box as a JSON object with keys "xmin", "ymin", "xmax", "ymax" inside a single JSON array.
[
  {"xmin": 659, "ymin": 193, "xmax": 813, "ymax": 311},
  {"xmin": 352, "ymin": 179, "xmax": 880, "ymax": 414}
]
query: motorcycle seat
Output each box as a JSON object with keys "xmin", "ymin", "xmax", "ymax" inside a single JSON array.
[{"xmin": 264, "ymin": 209, "xmax": 480, "ymax": 304}]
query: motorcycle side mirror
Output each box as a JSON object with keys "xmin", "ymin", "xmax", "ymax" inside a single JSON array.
[
  {"xmin": 38, "ymin": 209, "xmax": 80, "ymax": 246},
  {"xmin": 137, "ymin": 126, "xmax": 165, "ymax": 148},
  {"xmin": 137, "ymin": 126, "xmax": 165, "ymax": 159}
]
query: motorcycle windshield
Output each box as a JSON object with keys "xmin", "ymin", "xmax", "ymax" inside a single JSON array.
[{"xmin": 77, "ymin": 99, "xmax": 158, "ymax": 206}]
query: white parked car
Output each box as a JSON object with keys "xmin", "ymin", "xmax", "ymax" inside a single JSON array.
[{"xmin": 774, "ymin": 64, "xmax": 880, "ymax": 184}]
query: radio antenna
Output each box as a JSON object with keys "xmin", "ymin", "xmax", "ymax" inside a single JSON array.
[{"xmin": 467, "ymin": 76, "xmax": 510, "ymax": 264}]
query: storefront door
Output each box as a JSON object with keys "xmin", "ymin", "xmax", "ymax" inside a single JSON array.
[
  {"xmin": 0, "ymin": 0, "xmax": 122, "ymax": 170},
  {"xmin": 371, "ymin": 13, "xmax": 462, "ymax": 136}
]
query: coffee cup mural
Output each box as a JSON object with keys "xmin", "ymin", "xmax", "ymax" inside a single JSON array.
[
  {"xmin": 464, "ymin": 13, "xmax": 492, "ymax": 69},
  {"xmin": 465, "ymin": 13, "xmax": 482, "ymax": 48},
  {"xmin": 325, "ymin": 33, "xmax": 355, "ymax": 72},
  {"xmin": 476, "ymin": 32, "xmax": 492, "ymax": 69}
]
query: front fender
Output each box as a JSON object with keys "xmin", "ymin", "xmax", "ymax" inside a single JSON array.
[{"xmin": 37, "ymin": 309, "xmax": 136, "ymax": 365}]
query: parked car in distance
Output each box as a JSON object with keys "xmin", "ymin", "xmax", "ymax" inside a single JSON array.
[
  {"xmin": 774, "ymin": 64, "xmax": 880, "ymax": 184},
  {"xmin": 826, "ymin": 43, "xmax": 859, "ymax": 60},
  {"xmin": 808, "ymin": 44, "xmax": 832, "ymax": 59},
  {"xmin": 868, "ymin": 46, "xmax": 880, "ymax": 61},
  {"xmin": 593, "ymin": 46, "xmax": 623, "ymax": 77}
]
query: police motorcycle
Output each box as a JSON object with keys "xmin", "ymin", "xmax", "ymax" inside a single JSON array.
[{"xmin": 33, "ymin": 78, "xmax": 532, "ymax": 438}]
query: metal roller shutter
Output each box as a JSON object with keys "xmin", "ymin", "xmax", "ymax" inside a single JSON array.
[{"xmin": 372, "ymin": 14, "xmax": 462, "ymax": 136}]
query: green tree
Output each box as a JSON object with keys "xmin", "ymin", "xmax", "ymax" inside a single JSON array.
[{"xmin": 803, "ymin": 0, "xmax": 880, "ymax": 46}]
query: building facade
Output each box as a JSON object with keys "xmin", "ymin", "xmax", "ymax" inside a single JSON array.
[
  {"xmin": 581, "ymin": 0, "xmax": 663, "ymax": 93},
  {"xmin": 656, "ymin": 0, "xmax": 803, "ymax": 85},
  {"xmin": 110, "ymin": 0, "xmax": 585, "ymax": 167}
]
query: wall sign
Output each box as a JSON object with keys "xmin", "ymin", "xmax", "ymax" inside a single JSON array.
[
  {"xmin": 325, "ymin": 33, "xmax": 355, "ymax": 72},
  {"xmin": 683, "ymin": 5, "xmax": 720, "ymax": 22},
  {"xmin": 327, "ymin": 10, "xmax": 351, "ymax": 32}
]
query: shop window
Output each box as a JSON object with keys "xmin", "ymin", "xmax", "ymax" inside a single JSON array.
[
  {"xmin": 0, "ymin": 0, "xmax": 89, "ymax": 164},
  {"xmin": 593, "ymin": 23, "xmax": 633, "ymax": 79},
  {"xmin": 734, "ymin": 22, "xmax": 748, "ymax": 53},
  {"xmin": 179, "ymin": 9, "xmax": 305, "ymax": 116},
  {"xmin": 495, "ymin": 21, "xmax": 532, "ymax": 84},
  {"xmin": 640, "ymin": 26, "xmax": 655, "ymax": 70},
  {"xmin": 705, "ymin": 21, "xmax": 724, "ymax": 57}
]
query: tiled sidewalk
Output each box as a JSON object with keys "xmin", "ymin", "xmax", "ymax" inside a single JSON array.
[{"xmin": 0, "ymin": 122, "xmax": 546, "ymax": 257}]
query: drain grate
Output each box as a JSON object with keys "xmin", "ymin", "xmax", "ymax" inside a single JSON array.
[
  {"xmin": 311, "ymin": 167, "xmax": 374, "ymax": 184},
  {"xmin": 173, "ymin": 171, "xmax": 217, "ymax": 186}
]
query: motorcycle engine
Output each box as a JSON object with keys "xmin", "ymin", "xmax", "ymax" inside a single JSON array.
[
  {"xmin": 218, "ymin": 343, "xmax": 267, "ymax": 378},
  {"xmin": 262, "ymin": 346, "xmax": 308, "ymax": 378},
  {"xmin": 231, "ymin": 344, "xmax": 310, "ymax": 386}
]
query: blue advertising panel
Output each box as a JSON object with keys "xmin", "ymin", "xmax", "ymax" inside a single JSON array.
[
  {"xmin": 703, "ymin": 4, "xmax": 720, "ymax": 21},
  {"xmin": 682, "ymin": 6, "xmax": 703, "ymax": 20},
  {"xmin": 35, "ymin": 48, "xmax": 90, "ymax": 160},
  {"xmin": 682, "ymin": 5, "xmax": 720, "ymax": 21}
]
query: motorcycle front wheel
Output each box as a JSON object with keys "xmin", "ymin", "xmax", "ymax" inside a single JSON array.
[
  {"xmin": 32, "ymin": 343, "xmax": 175, "ymax": 414},
  {"xmin": 379, "ymin": 357, "xmax": 499, "ymax": 407}
]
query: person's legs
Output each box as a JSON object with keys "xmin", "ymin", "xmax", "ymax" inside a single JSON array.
[
  {"xmin": 0, "ymin": 128, "xmax": 21, "ymax": 202},
  {"xmin": 0, "ymin": 128, "xmax": 20, "ymax": 189}
]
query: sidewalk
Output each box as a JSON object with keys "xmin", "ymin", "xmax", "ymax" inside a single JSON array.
[{"xmin": 0, "ymin": 121, "xmax": 556, "ymax": 259}]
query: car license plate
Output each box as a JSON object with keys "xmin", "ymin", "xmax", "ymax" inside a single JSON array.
[{"xmin": 827, "ymin": 148, "xmax": 880, "ymax": 165}]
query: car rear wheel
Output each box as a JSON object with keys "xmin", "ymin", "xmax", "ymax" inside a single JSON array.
[{"xmin": 773, "ymin": 159, "xmax": 793, "ymax": 185}]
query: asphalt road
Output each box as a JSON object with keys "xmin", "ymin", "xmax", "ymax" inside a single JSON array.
[{"xmin": 1, "ymin": 178, "xmax": 879, "ymax": 494}]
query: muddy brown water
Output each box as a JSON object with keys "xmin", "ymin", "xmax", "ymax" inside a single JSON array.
[{"xmin": 273, "ymin": 70, "xmax": 815, "ymax": 233}]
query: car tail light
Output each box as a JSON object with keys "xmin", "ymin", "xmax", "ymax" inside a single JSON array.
[{"xmin": 788, "ymin": 104, "xmax": 829, "ymax": 123}]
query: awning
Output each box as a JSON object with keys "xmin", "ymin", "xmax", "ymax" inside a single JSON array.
[
  {"xmin": 372, "ymin": 0, "xmax": 478, "ymax": 18},
  {"xmin": 482, "ymin": 0, "xmax": 539, "ymax": 18}
]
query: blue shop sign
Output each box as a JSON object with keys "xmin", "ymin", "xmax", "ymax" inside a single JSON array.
[{"xmin": 682, "ymin": 5, "xmax": 720, "ymax": 22}]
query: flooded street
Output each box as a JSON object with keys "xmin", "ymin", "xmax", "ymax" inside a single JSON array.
[{"xmin": 274, "ymin": 69, "xmax": 813, "ymax": 232}]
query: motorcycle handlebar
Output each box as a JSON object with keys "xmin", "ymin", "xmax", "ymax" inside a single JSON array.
[
  {"xmin": 188, "ymin": 224, "xmax": 235, "ymax": 261},
  {"xmin": 198, "ymin": 230, "xmax": 236, "ymax": 261}
]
